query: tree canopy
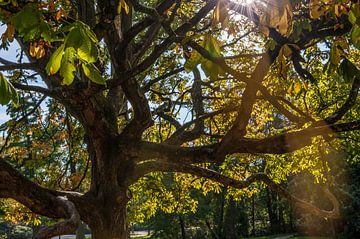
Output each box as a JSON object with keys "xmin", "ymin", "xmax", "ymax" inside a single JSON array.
[{"xmin": 0, "ymin": 0, "xmax": 360, "ymax": 238}]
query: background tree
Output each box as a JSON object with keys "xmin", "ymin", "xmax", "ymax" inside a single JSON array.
[{"xmin": 0, "ymin": 0, "xmax": 360, "ymax": 239}]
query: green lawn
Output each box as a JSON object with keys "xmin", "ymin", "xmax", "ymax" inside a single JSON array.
[
  {"xmin": 290, "ymin": 237, "xmax": 331, "ymax": 239},
  {"xmin": 242, "ymin": 235, "xmax": 331, "ymax": 239}
]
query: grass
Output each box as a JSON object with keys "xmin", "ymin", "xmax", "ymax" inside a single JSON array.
[
  {"xmin": 241, "ymin": 235, "xmax": 332, "ymax": 239},
  {"xmin": 290, "ymin": 237, "xmax": 331, "ymax": 239}
]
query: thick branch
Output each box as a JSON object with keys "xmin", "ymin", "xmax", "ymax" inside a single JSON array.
[
  {"xmin": 218, "ymin": 50, "xmax": 277, "ymax": 154},
  {"xmin": 120, "ymin": 78, "xmax": 153, "ymax": 141},
  {"xmin": 138, "ymin": 120, "xmax": 360, "ymax": 166},
  {"xmin": 34, "ymin": 196, "xmax": 80, "ymax": 239},
  {"xmin": 0, "ymin": 159, "xmax": 67, "ymax": 219}
]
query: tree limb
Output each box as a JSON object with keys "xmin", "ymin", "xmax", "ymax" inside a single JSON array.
[
  {"xmin": 34, "ymin": 196, "xmax": 80, "ymax": 239},
  {"xmin": 137, "ymin": 120, "xmax": 360, "ymax": 165},
  {"xmin": 131, "ymin": 162, "xmax": 340, "ymax": 219}
]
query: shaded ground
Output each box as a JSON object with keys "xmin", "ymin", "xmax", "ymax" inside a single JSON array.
[{"xmin": 50, "ymin": 231, "xmax": 150, "ymax": 239}]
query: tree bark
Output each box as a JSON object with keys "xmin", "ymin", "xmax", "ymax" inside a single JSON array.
[{"xmin": 90, "ymin": 202, "xmax": 128, "ymax": 239}]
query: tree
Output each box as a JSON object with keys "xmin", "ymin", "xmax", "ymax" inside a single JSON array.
[{"xmin": 0, "ymin": 0, "xmax": 360, "ymax": 238}]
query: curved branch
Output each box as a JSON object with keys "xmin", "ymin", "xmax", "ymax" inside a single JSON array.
[
  {"xmin": 316, "ymin": 76, "xmax": 360, "ymax": 126},
  {"xmin": 131, "ymin": 162, "xmax": 340, "ymax": 219},
  {"xmin": 0, "ymin": 159, "xmax": 86, "ymax": 237},
  {"xmin": 34, "ymin": 196, "xmax": 80, "ymax": 239}
]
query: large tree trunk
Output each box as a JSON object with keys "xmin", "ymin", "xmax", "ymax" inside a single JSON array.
[
  {"xmin": 82, "ymin": 136, "xmax": 132, "ymax": 239},
  {"xmin": 90, "ymin": 202, "xmax": 128, "ymax": 239}
]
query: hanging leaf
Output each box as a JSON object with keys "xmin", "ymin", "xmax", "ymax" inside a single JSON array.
[
  {"xmin": 294, "ymin": 82, "xmax": 302, "ymax": 94},
  {"xmin": 65, "ymin": 26, "xmax": 83, "ymax": 49},
  {"xmin": 277, "ymin": 44, "xmax": 292, "ymax": 79},
  {"xmin": 76, "ymin": 28, "xmax": 98, "ymax": 63},
  {"xmin": 59, "ymin": 47, "xmax": 77, "ymax": 85},
  {"xmin": 29, "ymin": 42, "xmax": 46, "ymax": 59},
  {"xmin": 338, "ymin": 58, "xmax": 360, "ymax": 83},
  {"xmin": 330, "ymin": 38, "xmax": 349, "ymax": 65},
  {"xmin": 348, "ymin": 3, "xmax": 360, "ymax": 25},
  {"xmin": 65, "ymin": 23, "xmax": 98, "ymax": 63},
  {"xmin": 82, "ymin": 63, "xmax": 106, "ymax": 85},
  {"xmin": 184, "ymin": 51, "xmax": 202, "ymax": 72},
  {"xmin": 118, "ymin": 0, "xmax": 129, "ymax": 14},
  {"xmin": 0, "ymin": 73, "xmax": 18, "ymax": 106},
  {"xmin": 200, "ymin": 35, "xmax": 224, "ymax": 80},
  {"xmin": 351, "ymin": 25, "xmax": 360, "ymax": 49},
  {"xmin": 212, "ymin": 0, "xmax": 229, "ymax": 29},
  {"xmin": 259, "ymin": 0, "xmax": 293, "ymax": 36},
  {"xmin": 1, "ymin": 24, "xmax": 15, "ymax": 43},
  {"xmin": 46, "ymin": 44, "xmax": 65, "ymax": 75}
]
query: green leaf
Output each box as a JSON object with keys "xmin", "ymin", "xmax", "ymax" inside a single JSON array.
[
  {"xmin": 0, "ymin": 73, "xmax": 18, "ymax": 106},
  {"xmin": 10, "ymin": 4, "xmax": 53, "ymax": 42},
  {"xmin": 184, "ymin": 51, "xmax": 202, "ymax": 72},
  {"xmin": 201, "ymin": 59, "xmax": 223, "ymax": 80},
  {"xmin": 349, "ymin": 4, "xmax": 360, "ymax": 25},
  {"xmin": 204, "ymin": 35, "xmax": 221, "ymax": 58},
  {"xmin": 339, "ymin": 58, "xmax": 359, "ymax": 83},
  {"xmin": 82, "ymin": 63, "xmax": 105, "ymax": 85},
  {"xmin": 77, "ymin": 28, "xmax": 98, "ymax": 63},
  {"xmin": 65, "ymin": 23, "xmax": 98, "ymax": 63},
  {"xmin": 200, "ymin": 35, "xmax": 224, "ymax": 79},
  {"xmin": 46, "ymin": 44, "xmax": 65, "ymax": 75},
  {"xmin": 59, "ymin": 47, "xmax": 77, "ymax": 85},
  {"xmin": 65, "ymin": 26, "xmax": 83, "ymax": 49},
  {"xmin": 11, "ymin": 4, "xmax": 40, "ymax": 32},
  {"xmin": 351, "ymin": 25, "xmax": 360, "ymax": 49}
]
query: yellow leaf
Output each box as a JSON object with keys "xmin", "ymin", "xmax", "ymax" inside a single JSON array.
[
  {"xmin": 55, "ymin": 10, "xmax": 62, "ymax": 21},
  {"xmin": 294, "ymin": 82, "xmax": 302, "ymax": 94},
  {"xmin": 309, "ymin": 0, "xmax": 328, "ymax": 19},
  {"xmin": 259, "ymin": 23, "xmax": 270, "ymax": 37},
  {"xmin": 50, "ymin": 66, "xmax": 55, "ymax": 75},
  {"xmin": 260, "ymin": 0, "xmax": 293, "ymax": 36},
  {"xmin": 6, "ymin": 24, "xmax": 14, "ymax": 42},
  {"xmin": 118, "ymin": 0, "xmax": 129, "ymax": 14},
  {"xmin": 277, "ymin": 44, "xmax": 292, "ymax": 79},
  {"xmin": 287, "ymin": 83, "xmax": 293, "ymax": 94},
  {"xmin": 212, "ymin": 0, "xmax": 229, "ymax": 29},
  {"xmin": 282, "ymin": 44, "xmax": 292, "ymax": 57},
  {"xmin": 29, "ymin": 43, "xmax": 36, "ymax": 57}
]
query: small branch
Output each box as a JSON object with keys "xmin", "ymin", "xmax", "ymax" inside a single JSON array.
[
  {"xmin": 0, "ymin": 63, "xmax": 37, "ymax": 71},
  {"xmin": 0, "ymin": 95, "xmax": 46, "ymax": 154},
  {"xmin": 165, "ymin": 105, "xmax": 238, "ymax": 144},
  {"xmin": 142, "ymin": 67, "xmax": 184, "ymax": 92},
  {"xmin": 128, "ymin": 0, "xmax": 161, "ymax": 20},
  {"xmin": 12, "ymin": 83, "xmax": 56, "ymax": 98}
]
